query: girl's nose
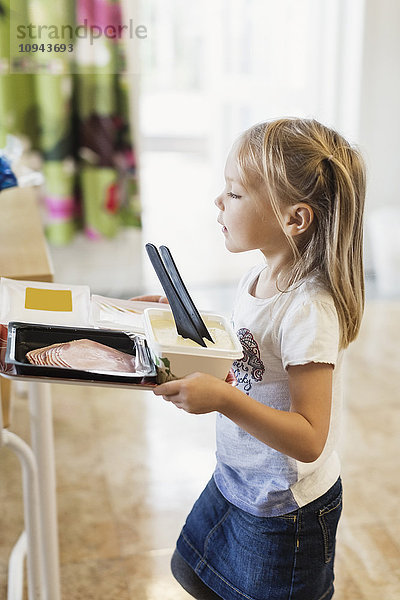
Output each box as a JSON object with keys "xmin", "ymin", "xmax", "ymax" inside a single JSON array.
[{"xmin": 214, "ymin": 194, "xmax": 224, "ymax": 210}]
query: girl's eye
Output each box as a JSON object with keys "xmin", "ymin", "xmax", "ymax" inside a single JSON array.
[{"xmin": 227, "ymin": 192, "xmax": 242, "ymax": 199}]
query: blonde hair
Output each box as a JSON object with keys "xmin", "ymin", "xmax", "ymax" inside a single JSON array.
[{"xmin": 236, "ymin": 118, "xmax": 366, "ymax": 349}]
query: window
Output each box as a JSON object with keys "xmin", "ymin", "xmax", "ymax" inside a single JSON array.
[{"xmin": 139, "ymin": 0, "xmax": 365, "ymax": 290}]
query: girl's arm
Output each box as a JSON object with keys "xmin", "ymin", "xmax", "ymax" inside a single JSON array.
[{"xmin": 153, "ymin": 362, "xmax": 333, "ymax": 463}]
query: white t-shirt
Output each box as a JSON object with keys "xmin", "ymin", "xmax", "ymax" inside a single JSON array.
[{"xmin": 214, "ymin": 264, "xmax": 343, "ymax": 517}]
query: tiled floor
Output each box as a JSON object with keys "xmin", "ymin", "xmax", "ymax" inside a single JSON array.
[
  {"xmin": 1, "ymin": 299, "xmax": 400, "ymax": 599},
  {"xmin": 0, "ymin": 381, "xmax": 215, "ymax": 599}
]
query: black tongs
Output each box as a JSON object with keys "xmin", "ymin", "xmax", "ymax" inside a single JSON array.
[{"xmin": 145, "ymin": 243, "xmax": 214, "ymax": 348}]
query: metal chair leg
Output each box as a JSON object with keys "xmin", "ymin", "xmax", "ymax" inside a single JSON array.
[
  {"xmin": 2, "ymin": 428, "xmax": 44, "ymax": 600},
  {"xmin": 7, "ymin": 531, "xmax": 26, "ymax": 600}
]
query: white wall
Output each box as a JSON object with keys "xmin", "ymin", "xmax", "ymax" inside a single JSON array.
[
  {"xmin": 357, "ymin": 0, "xmax": 400, "ymax": 280},
  {"xmin": 359, "ymin": 0, "xmax": 400, "ymax": 210}
]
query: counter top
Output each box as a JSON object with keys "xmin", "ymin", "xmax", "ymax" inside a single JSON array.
[{"xmin": 0, "ymin": 186, "xmax": 54, "ymax": 282}]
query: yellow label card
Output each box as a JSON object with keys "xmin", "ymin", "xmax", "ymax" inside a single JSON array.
[{"xmin": 25, "ymin": 288, "xmax": 73, "ymax": 312}]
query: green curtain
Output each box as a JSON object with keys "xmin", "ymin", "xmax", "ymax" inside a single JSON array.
[{"xmin": 0, "ymin": 0, "xmax": 140, "ymax": 244}]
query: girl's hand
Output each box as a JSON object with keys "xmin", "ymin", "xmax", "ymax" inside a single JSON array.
[
  {"xmin": 129, "ymin": 294, "xmax": 169, "ymax": 303},
  {"xmin": 153, "ymin": 372, "xmax": 230, "ymax": 414}
]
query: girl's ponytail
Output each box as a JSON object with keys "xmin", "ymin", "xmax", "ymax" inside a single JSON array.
[{"xmin": 322, "ymin": 150, "xmax": 366, "ymax": 347}]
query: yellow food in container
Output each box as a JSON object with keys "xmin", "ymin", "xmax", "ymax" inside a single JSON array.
[{"xmin": 143, "ymin": 308, "xmax": 243, "ymax": 380}]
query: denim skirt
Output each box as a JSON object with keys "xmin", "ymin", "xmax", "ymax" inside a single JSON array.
[{"xmin": 176, "ymin": 476, "xmax": 342, "ymax": 600}]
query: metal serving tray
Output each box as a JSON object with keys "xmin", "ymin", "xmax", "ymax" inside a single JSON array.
[{"xmin": 5, "ymin": 321, "xmax": 157, "ymax": 386}]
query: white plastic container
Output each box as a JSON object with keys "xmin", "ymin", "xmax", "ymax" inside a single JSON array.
[{"xmin": 143, "ymin": 307, "xmax": 243, "ymax": 379}]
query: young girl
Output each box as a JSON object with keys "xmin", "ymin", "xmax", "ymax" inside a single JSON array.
[{"xmin": 139, "ymin": 117, "xmax": 366, "ymax": 600}]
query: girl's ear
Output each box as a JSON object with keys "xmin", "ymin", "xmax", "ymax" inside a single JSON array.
[{"xmin": 283, "ymin": 203, "xmax": 314, "ymax": 237}]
